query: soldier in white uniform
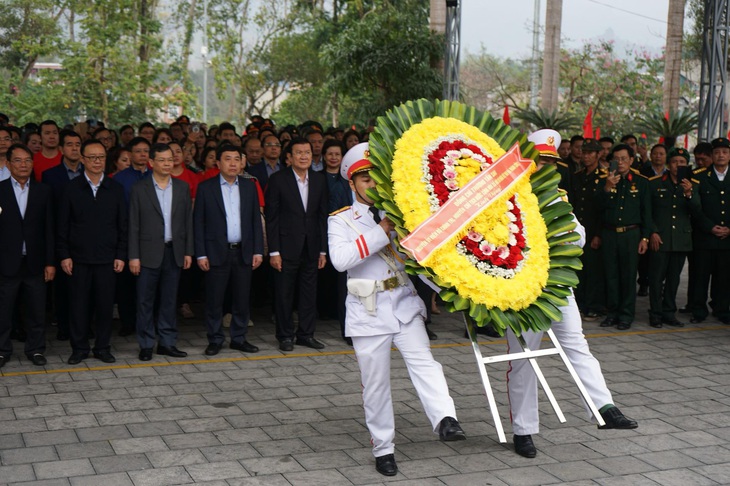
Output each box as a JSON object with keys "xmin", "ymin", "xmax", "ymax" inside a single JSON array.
[
  {"xmin": 328, "ymin": 143, "xmax": 465, "ymax": 477},
  {"xmin": 506, "ymin": 130, "xmax": 638, "ymax": 458}
]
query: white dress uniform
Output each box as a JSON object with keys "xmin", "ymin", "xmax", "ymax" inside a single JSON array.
[
  {"xmin": 506, "ymin": 210, "xmax": 614, "ymax": 435},
  {"xmin": 328, "ymin": 199, "xmax": 458, "ymax": 458}
]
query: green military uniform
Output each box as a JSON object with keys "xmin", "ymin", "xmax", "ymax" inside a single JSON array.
[
  {"xmin": 597, "ymin": 168, "xmax": 652, "ymax": 328},
  {"xmin": 647, "ymin": 171, "xmax": 700, "ymax": 325},
  {"xmin": 556, "ymin": 160, "xmax": 571, "ymax": 193},
  {"xmin": 691, "ymin": 163, "xmax": 730, "ymax": 323},
  {"xmin": 570, "ymin": 165, "xmax": 607, "ymax": 317}
]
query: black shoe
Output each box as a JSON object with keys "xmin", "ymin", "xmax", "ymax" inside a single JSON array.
[
  {"xmin": 93, "ymin": 350, "xmax": 116, "ymax": 363},
  {"xmin": 426, "ymin": 327, "xmax": 438, "ymax": 341},
  {"xmin": 157, "ymin": 345, "xmax": 187, "ymax": 358},
  {"xmin": 598, "ymin": 406, "xmax": 638, "ymax": 429},
  {"xmin": 295, "ymin": 337, "xmax": 325, "ymax": 350},
  {"xmin": 230, "ymin": 341, "xmax": 259, "ymax": 353},
  {"xmin": 139, "ymin": 348, "xmax": 153, "ymax": 361},
  {"xmin": 343, "ymin": 337, "xmax": 353, "ymax": 346},
  {"xmin": 375, "ymin": 453, "xmax": 398, "ymax": 476},
  {"xmin": 279, "ymin": 339, "xmax": 293, "ymax": 351},
  {"xmin": 438, "ymin": 416, "xmax": 466, "ymax": 441},
  {"xmin": 690, "ymin": 316, "xmax": 705, "ymax": 324},
  {"xmin": 600, "ymin": 317, "xmax": 617, "ymax": 328},
  {"xmin": 649, "ymin": 318, "xmax": 663, "ymax": 328},
  {"xmin": 204, "ymin": 343, "xmax": 222, "ymax": 356},
  {"xmin": 67, "ymin": 352, "xmax": 88, "ymax": 365},
  {"xmin": 662, "ymin": 317, "xmax": 685, "ymax": 327},
  {"xmin": 678, "ymin": 307, "xmax": 692, "ymax": 314},
  {"xmin": 583, "ymin": 311, "xmax": 601, "ymax": 321},
  {"xmin": 118, "ymin": 327, "xmax": 135, "ymax": 337},
  {"xmin": 719, "ymin": 317, "xmax": 730, "ymax": 325},
  {"xmin": 616, "ymin": 321, "xmax": 632, "ymax": 330},
  {"xmin": 513, "ymin": 434, "xmax": 537, "ymax": 458},
  {"xmin": 29, "ymin": 353, "xmax": 47, "ymax": 366},
  {"xmin": 56, "ymin": 331, "xmax": 70, "ymax": 341},
  {"xmin": 0, "ymin": 355, "xmax": 10, "ymax": 368},
  {"xmin": 637, "ymin": 285, "xmax": 648, "ymax": 297}
]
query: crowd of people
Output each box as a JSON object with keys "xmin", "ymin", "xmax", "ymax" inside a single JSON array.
[
  {"xmin": 550, "ymin": 131, "xmax": 730, "ymax": 332},
  {"xmin": 0, "ymin": 114, "xmax": 387, "ymax": 369}
]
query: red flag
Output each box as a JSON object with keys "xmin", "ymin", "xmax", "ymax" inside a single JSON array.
[
  {"xmin": 684, "ymin": 135, "xmax": 689, "ymax": 149},
  {"xmin": 664, "ymin": 111, "xmax": 670, "ymax": 121},
  {"xmin": 641, "ymin": 133, "xmax": 647, "ymax": 139},
  {"xmin": 582, "ymin": 107, "xmax": 593, "ymax": 138},
  {"xmin": 659, "ymin": 136, "xmax": 665, "ymax": 144},
  {"xmin": 595, "ymin": 127, "xmax": 601, "ymax": 139},
  {"xmin": 502, "ymin": 105, "xmax": 510, "ymax": 126}
]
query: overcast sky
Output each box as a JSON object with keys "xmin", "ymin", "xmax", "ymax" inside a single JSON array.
[{"xmin": 461, "ymin": 0, "xmax": 675, "ymax": 59}]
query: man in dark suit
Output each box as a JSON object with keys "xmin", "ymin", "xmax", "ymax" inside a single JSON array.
[
  {"xmin": 266, "ymin": 137, "xmax": 329, "ymax": 351},
  {"xmin": 128, "ymin": 143, "xmax": 193, "ymax": 361},
  {"xmin": 58, "ymin": 139, "xmax": 128, "ymax": 365},
  {"xmin": 0, "ymin": 144, "xmax": 55, "ymax": 368},
  {"xmin": 195, "ymin": 145, "xmax": 264, "ymax": 356},
  {"xmin": 690, "ymin": 137, "xmax": 730, "ymax": 324},
  {"xmin": 42, "ymin": 129, "xmax": 84, "ymax": 341}
]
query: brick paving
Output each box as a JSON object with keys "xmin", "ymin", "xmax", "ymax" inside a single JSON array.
[{"xmin": 1, "ymin": 274, "xmax": 729, "ymax": 485}]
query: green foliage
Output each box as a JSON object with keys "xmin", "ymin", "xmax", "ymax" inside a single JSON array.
[{"xmin": 636, "ymin": 110, "xmax": 699, "ymax": 147}]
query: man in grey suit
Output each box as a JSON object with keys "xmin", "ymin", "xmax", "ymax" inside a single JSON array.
[{"xmin": 128, "ymin": 143, "xmax": 194, "ymax": 361}]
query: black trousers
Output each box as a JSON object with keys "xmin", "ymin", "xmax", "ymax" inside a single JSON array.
[
  {"xmin": 205, "ymin": 249, "xmax": 252, "ymax": 345},
  {"xmin": 274, "ymin": 249, "xmax": 318, "ymax": 342},
  {"xmin": 116, "ymin": 266, "xmax": 137, "ymax": 333},
  {"xmin": 691, "ymin": 249, "xmax": 730, "ymax": 321},
  {"xmin": 52, "ymin": 269, "xmax": 70, "ymax": 336},
  {"xmin": 69, "ymin": 262, "xmax": 116, "ymax": 354},
  {"xmin": 0, "ymin": 259, "xmax": 46, "ymax": 357}
]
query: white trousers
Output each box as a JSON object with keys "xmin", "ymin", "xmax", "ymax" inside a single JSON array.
[
  {"xmin": 352, "ymin": 318, "xmax": 457, "ymax": 457},
  {"xmin": 506, "ymin": 295, "xmax": 613, "ymax": 435}
]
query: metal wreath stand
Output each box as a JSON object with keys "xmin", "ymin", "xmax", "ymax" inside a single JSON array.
[{"xmin": 462, "ymin": 313, "xmax": 605, "ymax": 443}]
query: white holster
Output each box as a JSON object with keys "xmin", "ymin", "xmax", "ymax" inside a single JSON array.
[{"xmin": 347, "ymin": 279, "xmax": 378, "ymax": 315}]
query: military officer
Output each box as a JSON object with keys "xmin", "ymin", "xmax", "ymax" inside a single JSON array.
[
  {"xmin": 569, "ymin": 138, "xmax": 607, "ymax": 320},
  {"xmin": 598, "ymin": 144, "xmax": 652, "ymax": 330},
  {"xmin": 690, "ymin": 137, "xmax": 730, "ymax": 324},
  {"xmin": 328, "ymin": 143, "xmax": 465, "ymax": 477},
  {"xmin": 508, "ymin": 134, "xmax": 638, "ymax": 459},
  {"xmin": 647, "ymin": 148, "xmax": 700, "ymax": 328},
  {"xmin": 528, "ymin": 129, "xmax": 570, "ymax": 191}
]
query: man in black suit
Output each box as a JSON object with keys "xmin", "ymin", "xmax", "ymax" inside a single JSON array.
[
  {"xmin": 0, "ymin": 144, "xmax": 55, "ymax": 368},
  {"xmin": 266, "ymin": 137, "xmax": 329, "ymax": 351},
  {"xmin": 58, "ymin": 139, "xmax": 127, "ymax": 365},
  {"xmin": 128, "ymin": 143, "xmax": 193, "ymax": 361},
  {"xmin": 195, "ymin": 145, "xmax": 264, "ymax": 356},
  {"xmin": 42, "ymin": 129, "xmax": 85, "ymax": 341}
]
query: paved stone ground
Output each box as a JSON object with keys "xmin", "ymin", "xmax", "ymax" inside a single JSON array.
[{"xmin": 1, "ymin": 272, "xmax": 729, "ymax": 485}]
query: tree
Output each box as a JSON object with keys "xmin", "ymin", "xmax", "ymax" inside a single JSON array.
[
  {"xmin": 460, "ymin": 49, "xmax": 531, "ymax": 114},
  {"xmin": 663, "ymin": 0, "xmax": 687, "ymax": 113}
]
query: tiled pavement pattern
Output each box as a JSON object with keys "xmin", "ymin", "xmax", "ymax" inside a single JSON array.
[{"xmin": 1, "ymin": 276, "xmax": 729, "ymax": 485}]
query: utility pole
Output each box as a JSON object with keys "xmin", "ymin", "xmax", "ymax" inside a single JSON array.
[
  {"xmin": 541, "ymin": 0, "xmax": 562, "ymax": 112},
  {"xmin": 663, "ymin": 0, "xmax": 686, "ymax": 113},
  {"xmin": 530, "ymin": 0, "xmax": 541, "ymax": 109}
]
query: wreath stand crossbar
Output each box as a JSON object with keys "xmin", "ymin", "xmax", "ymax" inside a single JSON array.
[{"xmin": 463, "ymin": 313, "xmax": 606, "ymax": 443}]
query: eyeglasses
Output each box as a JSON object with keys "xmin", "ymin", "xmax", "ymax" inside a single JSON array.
[
  {"xmin": 10, "ymin": 158, "xmax": 32, "ymax": 165},
  {"xmin": 293, "ymin": 150, "xmax": 312, "ymax": 157},
  {"xmin": 264, "ymin": 143, "xmax": 281, "ymax": 148},
  {"xmin": 0, "ymin": 136, "xmax": 11, "ymax": 142},
  {"xmin": 614, "ymin": 157, "xmax": 632, "ymax": 163},
  {"xmin": 83, "ymin": 155, "xmax": 106, "ymax": 162}
]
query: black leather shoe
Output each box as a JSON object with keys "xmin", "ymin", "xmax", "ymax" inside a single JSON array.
[
  {"xmin": 637, "ymin": 285, "xmax": 648, "ymax": 296},
  {"xmin": 230, "ymin": 341, "xmax": 259, "ymax": 353},
  {"xmin": 93, "ymin": 350, "xmax": 116, "ymax": 363},
  {"xmin": 438, "ymin": 416, "xmax": 466, "ymax": 441},
  {"xmin": 375, "ymin": 453, "xmax": 398, "ymax": 476},
  {"xmin": 649, "ymin": 318, "xmax": 663, "ymax": 328},
  {"xmin": 139, "ymin": 348, "xmax": 153, "ymax": 361},
  {"xmin": 67, "ymin": 352, "xmax": 88, "ymax": 365},
  {"xmin": 0, "ymin": 355, "xmax": 10, "ymax": 368},
  {"xmin": 662, "ymin": 317, "xmax": 685, "ymax": 327},
  {"xmin": 598, "ymin": 406, "xmax": 638, "ymax": 429},
  {"xmin": 514, "ymin": 434, "xmax": 537, "ymax": 458},
  {"xmin": 157, "ymin": 345, "xmax": 187, "ymax": 358},
  {"xmin": 204, "ymin": 343, "xmax": 222, "ymax": 356},
  {"xmin": 678, "ymin": 307, "xmax": 691, "ymax": 314},
  {"xmin": 426, "ymin": 327, "xmax": 438, "ymax": 341},
  {"xmin": 29, "ymin": 354, "xmax": 47, "ymax": 366},
  {"xmin": 600, "ymin": 317, "xmax": 617, "ymax": 328},
  {"xmin": 295, "ymin": 337, "xmax": 325, "ymax": 349},
  {"xmin": 616, "ymin": 321, "xmax": 632, "ymax": 330},
  {"xmin": 279, "ymin": 339, "xmax": 294, "ymax": 351},
  {"xmin": 690, "ymin": 316, "xmax": 705, "ymax": 323}
]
